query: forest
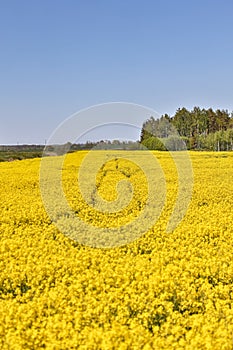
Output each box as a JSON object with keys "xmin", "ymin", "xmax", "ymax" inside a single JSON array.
[{"xmin": 140, "ymin": 107, "xmax": 233, "ymax": 151}]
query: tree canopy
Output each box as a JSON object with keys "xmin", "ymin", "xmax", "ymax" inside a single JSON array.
[{"xmin": 140, "ymin": 107, "xmax": 233, "ymax": 151}]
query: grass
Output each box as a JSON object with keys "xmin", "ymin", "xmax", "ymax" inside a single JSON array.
[{"xmin": 0, "ymin": 150, "xmax": 43, "ymax": 162}]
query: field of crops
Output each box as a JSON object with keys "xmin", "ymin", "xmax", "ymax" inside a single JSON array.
[{"xmin": 1, "ymin": 151, "xmax": 233, "ymax": 349}]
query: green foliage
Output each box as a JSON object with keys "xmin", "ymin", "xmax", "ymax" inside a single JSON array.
[
  {"xmin": 141, "ymin": 136, "xmax": 166, "ymax": 151},
  {"xmin": 0, "ymin": 150, "xmax": 43, "ymax": 162},
  {"xmin": 140, "ymin": 107, "xmax": 233, "ymax": 151}
]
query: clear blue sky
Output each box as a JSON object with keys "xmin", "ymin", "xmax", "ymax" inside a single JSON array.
[{"xmin": 1, "ymin": 0, "xmax": 233, "ymax": 144}]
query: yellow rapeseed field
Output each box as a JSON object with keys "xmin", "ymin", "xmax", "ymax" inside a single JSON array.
[{"xmin": 1, "ymin": 151, "xmax": 233, "ymax": 349}]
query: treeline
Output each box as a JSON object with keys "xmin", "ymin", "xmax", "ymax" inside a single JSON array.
[
  {"xmin": 46, "ymin": 140, "xmax": 142, "ymax": 155},
  {"xmin": 0, "ymin": 144, "xmax": 44, "ymax": 152},
  {"xmin": 140, "ymin": 107, "xmax": 233, "ymax": 151},
  {"xmin": 0, "ymin": 140, "xmax": 142, "ymax": 161}
]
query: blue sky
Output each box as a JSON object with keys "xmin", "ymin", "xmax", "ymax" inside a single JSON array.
[{"xmin": 1, "ymin": 0, "xmax": 233, "ymax": 144}]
